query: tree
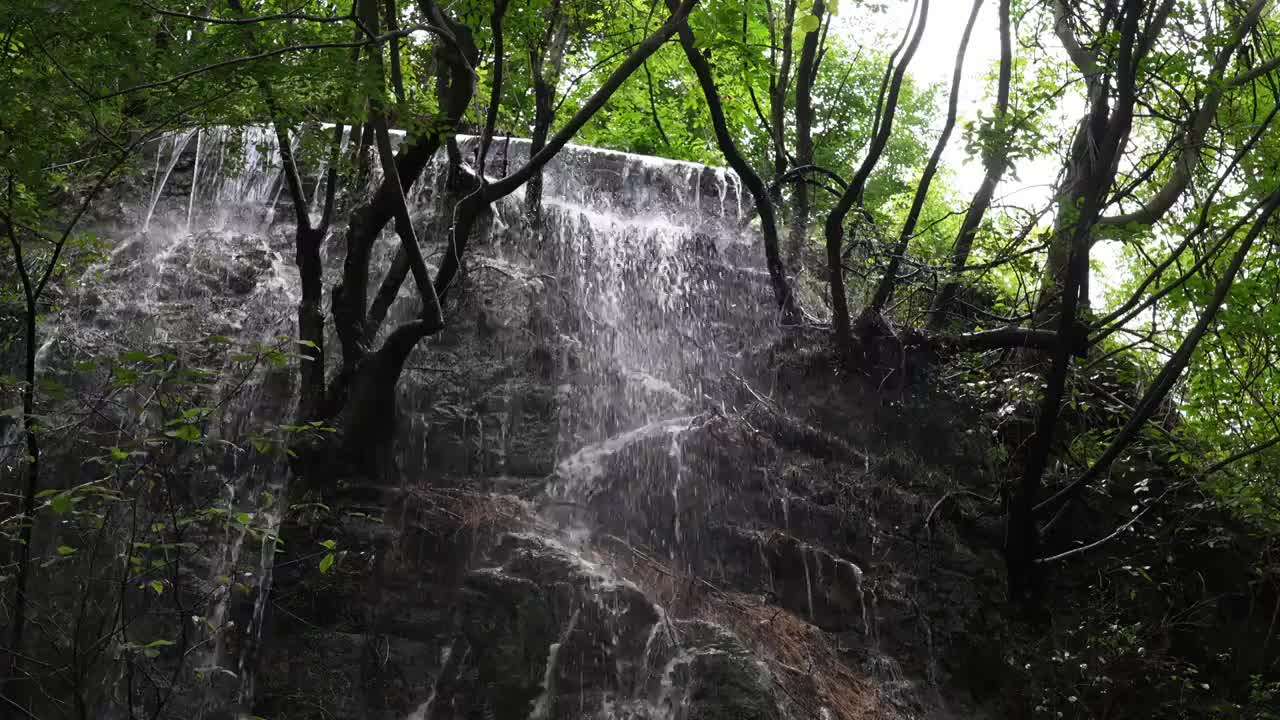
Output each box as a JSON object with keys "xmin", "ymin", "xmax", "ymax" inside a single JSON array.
[
  {"xmin": 144, "ymin": 0, "xmax": 703, "ymax": 478},
  {"xmin": 1, "ymin": 0, "xmax": 238, "ymax": 703},
  {"xmin": 671, "ymin": 0, "xmax": 1279, "ymax": 611},
  {"xmin": 6, "ymin": 8, "xmax": 1280, "ymax": 715}
]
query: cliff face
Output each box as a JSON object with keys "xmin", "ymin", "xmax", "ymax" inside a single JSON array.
[
  {"xmin": 238, "ymin": 252, "xmax": 1004, "ymax": 720},
  {"xmin": 7, "ymin": 129, "xmax": 1068, "ymax": 720}
]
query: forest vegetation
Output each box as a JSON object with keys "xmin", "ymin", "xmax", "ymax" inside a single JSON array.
[{"xmin": 2, "ymin": 0, "xmax": 1280, "ymax": 717}]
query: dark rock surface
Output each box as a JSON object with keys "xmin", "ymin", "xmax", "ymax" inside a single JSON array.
[
  {"xmin": 13, "ymin": 130, "xmax": 1018, "ymax": 720},
  {"xmin": 249, "ymin": 490, "xmax": 790, "ymax": 720}
]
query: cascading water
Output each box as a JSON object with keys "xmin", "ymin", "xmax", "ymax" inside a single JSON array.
[
  {"xmin": 34, "ymin": 125, "xmax": 308, "ymax": 718},
  {"xmin": 29, "ymin": 125, "xmax": 914, "ymax": 720}
]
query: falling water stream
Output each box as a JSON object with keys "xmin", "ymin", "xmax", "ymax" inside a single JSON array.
[{"xmin": 34, "ymin": 126, "xmax": 887, "ymax": 719}]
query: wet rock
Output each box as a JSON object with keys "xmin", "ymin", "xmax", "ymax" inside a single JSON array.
[
  {"xmin": 28, "ymin": 129, "xmax": 892, "ymax": 720},
  {"xmin": 255, "ymin": 497, "xmax": 788, "ymax": 720},
  {"xmin": 682, "ymin": 642, "xmax": 784, "ymax": 720}
]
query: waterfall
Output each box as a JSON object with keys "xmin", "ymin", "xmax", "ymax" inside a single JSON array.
[
  {"xmin": 36, "ymin": 126, "xmax": 817, "ymax": 720},
  {"xmin": 186, "ymin": 128, "xmax": 201, "ymax": 232},
  {"xmin": 142, "ymin": 129, "xmax": 196, "ymax": 231}
]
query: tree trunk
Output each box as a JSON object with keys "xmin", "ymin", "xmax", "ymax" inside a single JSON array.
[
  {"xmin": 789, "ymin": 1, "xmax": 822, "ymax": 272},
  {"xmin": 524, "ymin": 4, "xmax": 568, "ymax": 223},
  {"xmin": 823, "ymin": 0, "xmax": 930, "ymax": 352},
  {"xmin": 1005, "ymin": 0, "xmax": 1145, "ymax": 612},
  {"xmin": 927, "ymin": 0, "xmax": 1011, "ymax": 331},
  {"xmin": 665, "ymin": 0, "xmax": 800, "ymax": 323}
]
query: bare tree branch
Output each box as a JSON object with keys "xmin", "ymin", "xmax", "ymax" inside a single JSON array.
[
  {"xmin": 661, "ymin": 0, "xmax": 799, "ymax": 322},
  {"xmin": 98, "ymin": 24, "xmax": 446, "ymax": 101},
  {"xmin": 140, "ymin": 0, "xmax": 352, "ymax": 25},
  {"xmin": 824, "ymin": 0, "xmax": 930, "ymax": 350},
  {"xmin": 483, "ymin": 0, "xmax": 699, "ymax": 201},
  {"xmin": 1099, "ymin": 0, "xmax": 1272, "ymax": 228},
  {"xmin": 1036, "ymin": 185, "xmax": 1280, "ymax": 516},
  {"xmin": 867, "ymin": 0, "xmax": 984, "ymax": 316},
  {"xmin": 929, "ymin": 0, "xmax": 1013, "ymax": 330}
]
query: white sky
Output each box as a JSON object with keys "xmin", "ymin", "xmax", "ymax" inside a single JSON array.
[
  {"xmin": 835, "ymin": 0, "xmax": 1064, "ymax": 198},
  {"xmin": 834, "ymin": 0, "xmax": 1126, "ymax": 305}
]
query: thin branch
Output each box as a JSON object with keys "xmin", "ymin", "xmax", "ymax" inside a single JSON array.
[
  {"xmin": 1099, "ymin": 0, "xmax": 1272, "ymax": 227},
  {"xmin": 825, "ymin": 0, "xmax": 930, "ymax": 348},
  {"xmin": 476, "ymin": 0, "xmax": 509, "ymax": 178},
  {"xmin": 1200, "ymin": 433, "xmax": 1280, "ymax": 479},
  {"xmin": 663, "ymin": 0, "xmax": 799, "ymax": 322},
  {"xmin": 1037, "ymin": 185, "xmax": 1280, "ymax": 515},
  {"xmin": 319, "ymin": 123, "xmax": 345, "ymax": 231},
  {"xmin": 139, "ymin": 0, "xmax": 353, "ymax": 25},
  {"xmin": 359, "ymin": 0, "xmax": 443, "ymax": 330},
  {"xmin": 867, "ymin": 0, "xmax": 983, "ymax": 315},
  {"xmin": 97, "ymin": 24, "xmax": 444, "ymax": 101},
  {"xmin": 1037, "ymin": 487, "xmax": 1174, "ymax": 564},
  {"xmin": 928, "ymin": 0, "xmax": 1013, "ymax": 330},
  {"xmin": 770, "ymin": 164, "xmax": 848, "ymax": 194},
  {"xmin": 1227, "ymin": 53, "xmax": 1280, "ymax": 87},
  {"xmin": 945, "ymin": 326, "xmax": 1059, "ymax": 352},
  {"xmin": 484, "ymin": 0, "xmax": 699, "ymax": 201},
  {"xmin": 1092, "ymin": 192, "xmax": 1266, "ymax": 343},
  {"xmin": 643, "ymin": 59, "xmax": 672, "ymax": 148},
  {"xmin": 383, "ymin": 0, "xmax": 406, "ymax": 107}
]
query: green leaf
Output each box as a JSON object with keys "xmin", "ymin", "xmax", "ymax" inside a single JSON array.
[
  {"xmin": 149, "ymin": 579, "xmax": 165, "ymax": 595},
  {"xmin": 38, "ymin": 376, "xmax": 69, "ymax": 400},
  {"xmin": 319, "ymin": 539, "xmax": 337, "ymax": 550},
  {"xmin": 50, "ymin": 494, "xmax": 73, "ymax": 515},
  {"xmin": 56, "ymin": 545, "xmax": 77, "ymax": 556},
  {"xmin": 111, "ymin": 366, "xmax": 140, "ymax": 388},
  {"xmin": 235, "ymin": 512, "xmax": 252, "ymax": 525},
  {"xmin": 797, "ymin": 14, "xmax": 821, "ymax": 33},
  {"xmin": 141, "ymin": 638, "xmax": 174, "ymax": 658},
  {"xmin": 319, "ymin": 552, "xmax": 335, "ymax": 574},
  {"xmin": 164, "ymin": 424, "xmax": 202, "ymax": 442},
  {"xmin": 249, "ymin": 435, "xmax": 274, "ymax": 454}
]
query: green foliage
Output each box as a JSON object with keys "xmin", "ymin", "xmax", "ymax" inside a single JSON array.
[
  {"xmin": 4, "ymin": 0, "xmax": 1280, "ymax": 714},
  {"xmin": 0, "ymin": 325, "xmax": 334, "ymax": 712}
]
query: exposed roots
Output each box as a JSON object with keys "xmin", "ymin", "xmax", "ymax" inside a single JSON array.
[
  {"xmin": 598, "ymin": 534, "xmax": 894, "ymax": 720},
  {"xmin": 712, "ymin": 598, "xmax": 892, "ymax": 720},
  {"xmin": 413, "ymin": 488, "xmax": 537, "ymax": 534}
]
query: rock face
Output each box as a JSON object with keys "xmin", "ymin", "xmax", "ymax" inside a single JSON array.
[
  {"xmin": 15, "ymin": 128, "xmax": 1006, "ymax": 720},
  {"xmin": 255, "ymin": 494, "xmax": 790, "ymax": 720}
]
